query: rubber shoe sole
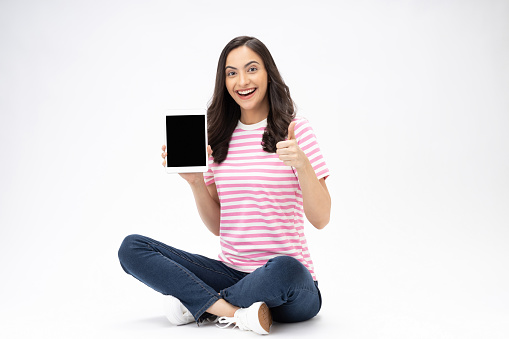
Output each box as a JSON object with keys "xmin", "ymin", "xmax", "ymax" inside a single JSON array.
[{"xmin": 258, "ymin": 302, "xmax": 272, "ymax": 334}]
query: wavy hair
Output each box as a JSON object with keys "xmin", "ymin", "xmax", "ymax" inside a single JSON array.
[{"xmin": 207, "ymin": 36, "xmax": 296, "ymax": 164}]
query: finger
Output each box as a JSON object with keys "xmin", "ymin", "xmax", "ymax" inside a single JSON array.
[
  {"xmin": 162, "ymin": 160, "xmax": 166, "ymax": 167},
  {"xmin": 161, "ymin": 152, "xmax": 167, "ymax": 159},
  {"xmin": 276, "ymin": 148, "xmax": 291, "ymax": 155},
  {"xmin": 278, "ymin": 154, "xmax": 294, "ymax": 161},
  {"xmin": 276, "ymin": 140, "xmax": 292, "ymax": 149},
  {"xmin": 162, "ymin": 145, "xmax": 166, "ymax": 151},
  {"xmin": 287, "ymin": 121, "xmax": 296, "ymax": 140},
  {"xmin": 207, "ymin": 145, "xmax": 213, "ymax": 156}
]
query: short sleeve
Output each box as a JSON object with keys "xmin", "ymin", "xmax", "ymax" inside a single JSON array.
[
  {"xmin": 293, "ymin": 117, "xmax": 330, "ymax": 180},
  {"xmin": 203, "ymin": 155, "xmax": 215, "ymax": 186}
]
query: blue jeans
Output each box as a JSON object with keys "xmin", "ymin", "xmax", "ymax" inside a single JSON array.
[{"xmin": 118, "ymin": 234, "xmax": 322, "ymax": 323}]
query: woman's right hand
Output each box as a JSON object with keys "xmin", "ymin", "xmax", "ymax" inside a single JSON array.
[{"xmin": 161, "ymin": 145, "xmax": 213, "ymax": 185}]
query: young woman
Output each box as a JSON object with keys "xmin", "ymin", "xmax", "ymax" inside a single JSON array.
[{"xmin": 118, "ymin": 36, "xmax": 331, "ymax": 335}]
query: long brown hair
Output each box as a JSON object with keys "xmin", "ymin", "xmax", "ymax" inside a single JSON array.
[{"xmin": 207, "ymin": 36, "xmax": 296, "ymax": 164}]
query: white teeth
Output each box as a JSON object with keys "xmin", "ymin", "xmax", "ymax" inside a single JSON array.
[{"xmin": 238, "ymin": 88, "xmax": 255, "ymax": 95}]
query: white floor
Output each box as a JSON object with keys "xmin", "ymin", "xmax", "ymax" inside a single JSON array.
[
  {"xmin": 2, "ymin": 280, "xmax": 508, "ymax": 339},
  {"xmin": 1, "ymin": 225, "xmax": 508, "ymax": 339}
]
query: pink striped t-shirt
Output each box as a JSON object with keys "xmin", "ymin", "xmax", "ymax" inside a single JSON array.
[{"xmin": 204, "ymin": 117, "xmax": 329, "ymax": 281}]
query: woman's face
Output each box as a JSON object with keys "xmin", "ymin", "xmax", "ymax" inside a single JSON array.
[{"xmin": 225, "ymin": 46, "xmax": 269, "ymax": 115}]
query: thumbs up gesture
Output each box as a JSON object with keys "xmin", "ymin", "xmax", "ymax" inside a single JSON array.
[{"xmin": 276, "ymin": 121, "xmax": 308, "ymax": 169}]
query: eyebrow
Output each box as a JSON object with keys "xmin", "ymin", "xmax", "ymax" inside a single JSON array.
[{"xmin": 225, "ymin": 60, "xmax": 260, "ymax": 70}]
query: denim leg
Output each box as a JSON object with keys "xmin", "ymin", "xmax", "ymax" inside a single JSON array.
[
  {"xmin": 118, "ymin": 234, "xmax": 246, "ymax": 321},
  {"xmin": 220, "ymin": 256, "xmax": 322, "ymax": 323}
]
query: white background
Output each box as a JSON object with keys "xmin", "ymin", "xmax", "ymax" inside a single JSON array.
[{"xmin": 1, "ymin": 0, "xmax": 508, "ymax": 338}]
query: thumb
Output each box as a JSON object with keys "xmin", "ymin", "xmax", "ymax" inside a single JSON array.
[
  {"xmin": 207, "ymin": 145, "xmax": 213, "ymax": 157},
  {"xmin": 287, "ymin": 121, "xmax": 296, "ymax": 140}
]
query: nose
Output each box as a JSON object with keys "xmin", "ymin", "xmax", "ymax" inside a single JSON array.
[{"xmin": 238, "ymin": 71, "xmax": 249, "ymax": 87}]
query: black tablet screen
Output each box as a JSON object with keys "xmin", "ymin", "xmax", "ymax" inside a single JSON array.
[{"xmin": 166, "ymin": 115, "xmax": 206, "ymax": 167}]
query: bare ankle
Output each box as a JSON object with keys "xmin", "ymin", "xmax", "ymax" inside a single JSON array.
[{"xmin": 206, "ymin": 299, "xmax": 239, "ymax": 317}]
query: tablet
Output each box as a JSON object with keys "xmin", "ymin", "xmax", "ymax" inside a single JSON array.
[{"xmin": 165, "ymin": 109, "xmax": 208, "ymax": 173}]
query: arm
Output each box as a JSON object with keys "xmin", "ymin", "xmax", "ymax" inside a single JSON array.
[
  {"xmin": 295, "ymin": 162, "xmax": 331, "ymax": 229},
  {"xmin": 162, "ymin": 145, "xmax": 221, "ymax": 236},
  {"xmin": 276, "ymin": 122, "xmax": 331, "ymax": 229},
  {"xmin": 187, "ymin": 178, "xmax": 221, "ymax": 236}
]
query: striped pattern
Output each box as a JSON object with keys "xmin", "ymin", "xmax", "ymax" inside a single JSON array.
[{"xmin": 204, "ymin": 117, "xmax": 329, "ymax": 281}]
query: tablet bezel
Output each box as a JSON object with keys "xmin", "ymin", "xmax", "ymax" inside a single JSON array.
[{"xmin": 165, "ymin": 109, "xmax": 209, "ymax": 173}]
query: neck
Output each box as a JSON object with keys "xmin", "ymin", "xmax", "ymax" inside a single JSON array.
[
  {"xmin": 240, "ymin": 111, "xmax": 268, "ymax": 125},
  {"xmin": 239, "ymin": 101, "xmax": 270, "ymax": 125}
]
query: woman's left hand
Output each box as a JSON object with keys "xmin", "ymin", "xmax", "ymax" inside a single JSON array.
[{"xmin": 276, "ymin": 121, "xmax": 309, "ymax": 170}]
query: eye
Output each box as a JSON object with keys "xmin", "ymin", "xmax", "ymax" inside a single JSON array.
[
  {"xmin": 248, "ymin": 66, "xmax": 258, "ymax": 72},
  {"xmin": 227, "ymin": 71, "xmax": 236, "ymax": 77}
]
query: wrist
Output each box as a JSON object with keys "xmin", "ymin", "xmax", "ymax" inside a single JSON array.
[{"xmin": 295, "ymin": 157, "xmax": 313, "ymax": 175}]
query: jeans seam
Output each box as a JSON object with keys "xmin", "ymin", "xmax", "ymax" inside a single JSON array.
[
  {"xmin": 159, "ymin": 253, "xmax": 219, "ymax": 300},
  {"xmin": 142, "ymin": 241, "xmax": 218, "ymax": 301},
  {"xmin": 195, "ymin": 295, "xmax": 220, "ymax": 321},
  {"xmin": 160, "ymin": 254, "xmax": 221, "ymax": 320},
  {"xmin": 146, "ymin": 239, "xmax": 243, "ymax": 282}
]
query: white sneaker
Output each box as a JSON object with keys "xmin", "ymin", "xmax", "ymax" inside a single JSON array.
[
  {"xmin": 163, "ymin": 295, "xmax": 195, "ymax": 325},
  {"xmin": 217, "ymin": 301, "xmax": 272, "ymax": 335}
]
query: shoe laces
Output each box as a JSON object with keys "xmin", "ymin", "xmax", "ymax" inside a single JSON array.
[{"xmin": 216, "ymin": 313, "xmax": 249, "ymax": 331}]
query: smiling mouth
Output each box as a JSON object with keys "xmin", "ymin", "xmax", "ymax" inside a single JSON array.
[{"xmin": 237, "ymin": 88, "xmax": 256, "ymax": 96}]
